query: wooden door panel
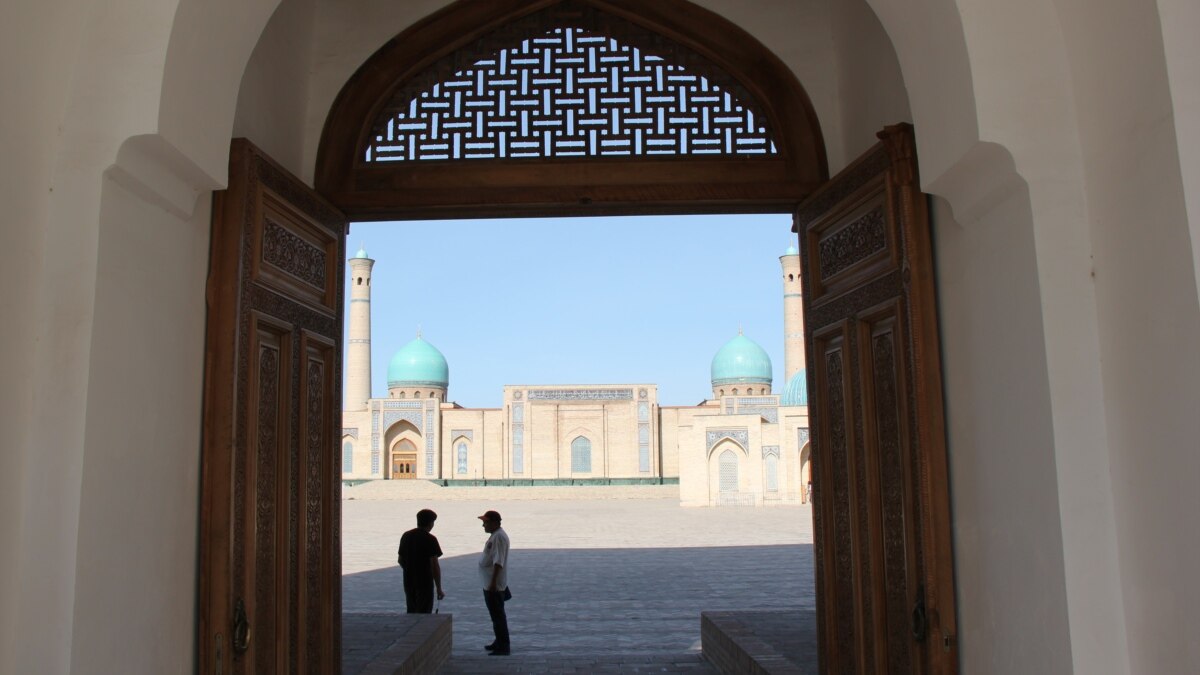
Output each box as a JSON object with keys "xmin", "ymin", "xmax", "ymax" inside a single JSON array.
[
  {"xmin": 800, "ymin": 125, "xmax": 957, "ymax": 675},
  {"xmin": 812, "ymin": 321, "xmax": 864, "ymax": 671},
  {"xmin": 248, "ymin": 314, "xmax": 293, "ymax": 674},
  {"xmin": 201, "ymin": 139, "xmax": 345, "ymax": 675},
  {"xmin": 857, "ymin": 301, "xmax": 919, "ymax": 675}
]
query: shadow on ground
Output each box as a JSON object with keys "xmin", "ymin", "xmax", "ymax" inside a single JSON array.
[{"xmin": 344, "ymin": 543, "xmax": 814, "ymax": 661}]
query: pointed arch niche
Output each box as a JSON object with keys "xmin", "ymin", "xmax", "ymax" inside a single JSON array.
[{"xmin": 316, "ymin": 0, "xmax": 827, "ymax": 219}]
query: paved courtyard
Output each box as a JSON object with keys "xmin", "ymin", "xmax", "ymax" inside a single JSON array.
[{"xmin": 342, "ymin": 489, "xmax": 815, "ymax": 671}]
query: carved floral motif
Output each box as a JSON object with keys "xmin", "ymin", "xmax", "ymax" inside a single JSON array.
[
  {"xmin": 263, "ymin": 218, "xmax": 327, "ymax": 289},
  {"xmin": 818, "ymin": 206, "xmax": 886, "ymax": 281}
]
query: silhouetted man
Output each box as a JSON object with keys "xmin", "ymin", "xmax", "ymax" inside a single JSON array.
[
  {"xmin": 478, "ymin": 509, "xmax": 511, "ymax": 655},
  {"xmin": 397, "ymin": 508, "xmax": 444, "ymax": 613}
]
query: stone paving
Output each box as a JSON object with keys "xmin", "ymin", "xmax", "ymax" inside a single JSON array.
[{"xmin": 342, "ymin": 486, "xmax": 815, "ymax": 672}]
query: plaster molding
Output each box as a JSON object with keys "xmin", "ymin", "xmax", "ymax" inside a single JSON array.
[{"xmin": 107, "ymin": 135, "xmax": 220, "ymax": 220}]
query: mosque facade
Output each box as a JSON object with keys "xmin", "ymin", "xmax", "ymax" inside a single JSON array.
[{"xmin": 340, "ymin": 246, "xmax": 812, "ymax": 506}]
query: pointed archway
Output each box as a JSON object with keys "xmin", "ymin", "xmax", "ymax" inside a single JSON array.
[
  {"xmin": 316, "ymin": 0, "xmax": 828, "ymax": 218},
  {"xmin": 236, "ymin": 0, "xmax": 957, "ymax": 672}
]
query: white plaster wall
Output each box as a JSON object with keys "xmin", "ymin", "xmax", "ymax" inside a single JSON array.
[
  {"xmin": 1156, "ymin": 0, "xmax": 1200, "ymax": 304},
  {"xmin": 1054, "ymin": 0, "xmax": 1200, "ymax": 669},
  {"xmin": 0, "ymin": 1, "xmax": 94, "ymax": 667},
  {"xmin": 828, "ymin": 0, "xmax": 912, "ymax": 166},
  {"xmin": 71, "ymin": 175, "xmax": 209, "ymax": 674},
  {"xmin": 233, "ymin": 0, "xmax": 317, "ymax": 174},
  {"xmin": 932, "ymin": 192, "xmax": 1074, "ymax": 673}
]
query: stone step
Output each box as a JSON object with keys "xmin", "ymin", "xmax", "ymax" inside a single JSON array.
[{"xmin": 343, "ymin": 480, "xmax": 681, "ymax": 501}]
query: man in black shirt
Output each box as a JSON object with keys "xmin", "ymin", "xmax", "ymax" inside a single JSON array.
[{"xmin": 397, "ymin": 508, "xmax": 445, "ymax": 613}]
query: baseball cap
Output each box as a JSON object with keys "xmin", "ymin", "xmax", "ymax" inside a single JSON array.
[{"xmin": 477, "ymin": 510, "xmax": 501, "ymax": 523}]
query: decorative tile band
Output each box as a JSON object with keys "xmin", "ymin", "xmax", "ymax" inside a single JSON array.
[
  {"xmin": 762, "ymin": 445, "xmax": 780, "ymax": 458},
  {"xmin": 342, "ymin": 428, "xmax": 358, "ymax": 439},
  {"xmin": 527, "ymin": 388, "xmax": 634, "ymax": 400},
  {"xmin": 451, "ymin": 429, "xmax": 474, "ymax": 441},
  {"xmin": 738, "ymin": 396, "xmax": 778, "ymax": 407},
  {"xmin": 425, "ymin": 406, "xmax": 436, "ymax": 476},
  {"xmin": 707, "ymin": 428, "xmax": 749, "ymax": 450},
  {"xmin": 738, "ymin": 406, "xmax": 779, "ymax": 424}
]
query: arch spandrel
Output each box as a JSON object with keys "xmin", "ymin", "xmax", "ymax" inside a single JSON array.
[{"xmin": 316, "ymin": 0, "xmax": 828, "ymax": 219}]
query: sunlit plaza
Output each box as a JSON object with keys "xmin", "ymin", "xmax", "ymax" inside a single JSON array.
[{"xmin": 341, "ymin": 485, "xmax": 816, "ymax": 672}]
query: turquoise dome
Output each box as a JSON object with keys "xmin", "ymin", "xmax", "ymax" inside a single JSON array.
[
  {"xmin": 785, "ymin": 244, "xmax": 798, "ymax": 256},
  {"xmin": 782, "ymin": 369, "xmax": 809, "ymax": 406},
  {"xmin": 711, "ymin": 334, "xmax": 773, "ymax": 387},
  {"xmin": 353, "ymin": 246, "xmax": 370, "ymax": 259},
  {"xmin": 387, "ymin": 337, "xmax": 449, "ymax": 388}
]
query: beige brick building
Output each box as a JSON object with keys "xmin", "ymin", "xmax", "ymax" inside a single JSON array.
[{"xmin": 341, "ymin": 246, "xmax": 811, "ymax": 506}]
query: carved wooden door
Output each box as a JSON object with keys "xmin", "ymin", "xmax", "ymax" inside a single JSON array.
[
  {"xmin": 798, "ymin": 125, "xmax": 958, "ymax": 675},
  {"xmin": 199, "ymin": 139, "xmax": 345, "ymax": 674}
]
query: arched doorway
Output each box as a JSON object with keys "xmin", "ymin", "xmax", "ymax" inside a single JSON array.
[
  {"xmin": 201, "ymin": 1, "xmax": 956, "ymax": 672},
  {"xmin": 390, "ymin": 439, "xmax": 418, "ymax": 479},
  {"xmin": 800, "ymin": 442, "xmax": 812, "ymax": 504}
]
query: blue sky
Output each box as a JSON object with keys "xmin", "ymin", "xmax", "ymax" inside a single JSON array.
[{"xmin": 344, "ymin": 214, "xmax": 795, "ymax": 407}]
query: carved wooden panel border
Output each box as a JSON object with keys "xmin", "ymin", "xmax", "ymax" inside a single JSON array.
[
  {"xmin": 803, "ymin": 176, "xmax": 898, "ymax": 308},
  {"xmin": 253, "ymin": 188, "xmax": 339, "ymax": 316},
  {"xmin": 813, "ymin": 320, "xmax": 860, "ymax": 669}
]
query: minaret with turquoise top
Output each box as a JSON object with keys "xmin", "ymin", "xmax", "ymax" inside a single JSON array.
[
  {"xmin": 346, "ymin": 246, "xmax": 375, "ymax": 412},
  {"xmin": 780, "ymin": 244, "xmax": 808, "ymax": 406}
]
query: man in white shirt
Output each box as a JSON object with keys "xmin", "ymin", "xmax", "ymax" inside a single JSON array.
[{"xmin": 477, "ymin": 509, "xmax": 511, "ymax": 655}]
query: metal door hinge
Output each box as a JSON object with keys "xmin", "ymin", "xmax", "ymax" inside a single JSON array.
[{"xmin": 942, "ymin": 630, "xmax": 957, "ymax": 653}]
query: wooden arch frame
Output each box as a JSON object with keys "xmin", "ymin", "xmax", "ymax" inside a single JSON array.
[{"xmin": 315, "ymin": 0, "xmax": 828, "ymax": 219}]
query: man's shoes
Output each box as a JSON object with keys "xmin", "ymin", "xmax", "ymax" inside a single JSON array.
[
  {"xmin": 484, "ymin": 643, "xmax": 495, "ymax": 651},
  {"xmin": 488, "ymin": 648, "xmax": 511, "ymax": 656}
]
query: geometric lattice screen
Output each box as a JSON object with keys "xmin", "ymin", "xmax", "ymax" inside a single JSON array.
[
  {"xmin": 719, "ymin": 450, "xmax": 739, "ymax": 492},
  {"xmin": 366, "ymin": 27, "xmax": 778, "ymax": 162}
]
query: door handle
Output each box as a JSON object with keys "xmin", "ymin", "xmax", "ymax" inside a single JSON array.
[
  {"xmin": 232, "ymin": 599, "xmax": 252, "ymax": 654},
  {"xmin": 912, "ymin": 591, "xmax": 928, "ymax": 642}
]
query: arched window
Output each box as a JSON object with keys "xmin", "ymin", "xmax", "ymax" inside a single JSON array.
[
  {"xmin": 429, "ymin": 391, "xmax": 436, "ymax": 398},
  {"xmin": 571, "ymin": 436, "xmax": 592, "ymax": 473},
  {"xmin": 316, "ymin": 1, "xmax": 828, "ymax": 219},
  {"xmin": 343, "ymin": 441, "xmax": 354, "ymax": 473},
  {"xmin": 719, "ymin": 450, "xmax": 738, "ymax": 492},
  {"xmin": 414, "ymin": 390, "xmax": 421, "ymax": 398},
  {"xmin": 765, "ymin": 454, "xmax": 779, "ymax": 492},
  {"xmin": 398, "ymin": 391, "xmax": 406, "ymax": 399},
  {"xmin": 732, "ymin": 388, "xmax": 739, "ymax": 396},
  {"xmin": 356, "ymin": 277, "xmax": 362, "ymax": 285},
  {"xmin": 456, "ymin": 442, "xmax": 468, "ymax": 475}
]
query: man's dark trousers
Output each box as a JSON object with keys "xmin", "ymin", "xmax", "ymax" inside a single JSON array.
[
  {"xmin": 483, "ymin": 589, "xmax": 510, "ymax": 649},
  {"xmin": 404, "ymin": 577, "xmax": 434, "ymax": 614}
]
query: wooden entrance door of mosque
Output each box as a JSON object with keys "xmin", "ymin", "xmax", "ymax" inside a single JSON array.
[
  {"xmin": 391, "ymin": 441, "xmax": 418, "ymax": 479},
  {"xmin": 798, "ymin": 125, "xmax": 959, "ymax": 674},
  {"xmin": 194, "ymin": 3, "xmax": 959, "ymax": 674},
  {"xmin": 199, "ymin": 139, "xmax": 345, "ymax": 674},
  {"xmin": 391, "ymin": 454, "xmax": 416, "ymax": 478}
]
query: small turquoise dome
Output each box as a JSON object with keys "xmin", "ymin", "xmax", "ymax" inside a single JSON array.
[
  {"xmin": 353, "ymin": 246, "xmax": 370, "ymax": 259},
  {"xmin": 711, "ymin": 333, "xmax": 773, "ymax": 387},
  {"xmin": 782, "ymin": 369, "xmax": 809, "ymax": 406},
  {"xmin": 785, "ymin": 244, "xmax": 798, "ymax": 256},
  {"xmin": 387, "ymin": 337, "xmax": 449, "ymax": 388}
]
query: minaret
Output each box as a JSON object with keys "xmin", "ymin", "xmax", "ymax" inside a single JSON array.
[
  {"xmin": 345, "ymin": 246, "xmax": 375, "ymax": 412},
  {"xmin": 780, "ymin": 245, "xmax": 805, "ymax": 383}
]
